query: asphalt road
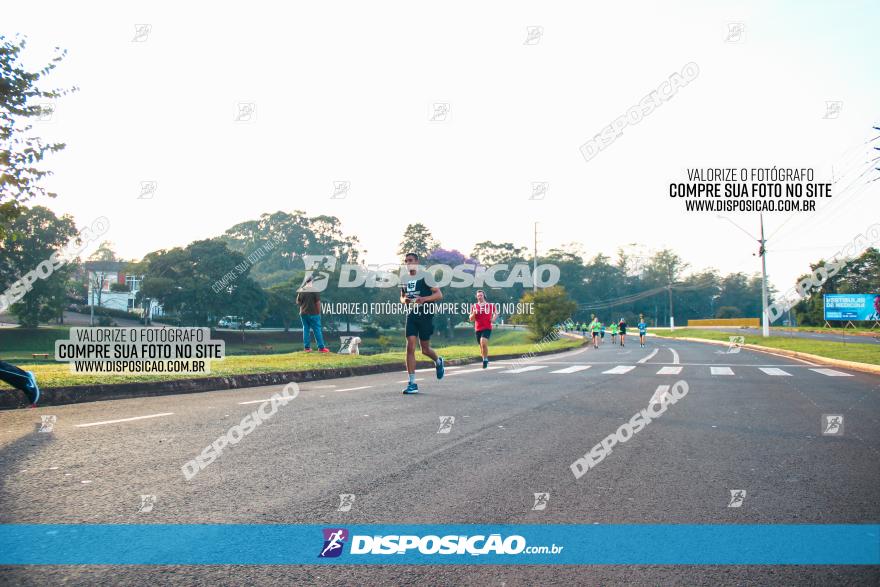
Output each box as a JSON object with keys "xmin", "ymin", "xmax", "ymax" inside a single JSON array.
[{"xmin": 1, "ymin": 338, "xmax": 878, "ymax": 585}]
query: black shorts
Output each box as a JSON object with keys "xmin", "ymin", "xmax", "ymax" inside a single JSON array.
[
  {"xmin": 405, "ymin": 314, "xmax": 434, "ymax": 340},
  {"xmin": 475, "ymin": 329, "xmax": 492, "ymax": 342}
]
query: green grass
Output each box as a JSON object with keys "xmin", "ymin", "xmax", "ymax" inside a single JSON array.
[
  {"xmin": 0, "ymin": 329, "xmax": 581, "ymax": 389},
  {"xmin": 653, "ymin": 328, "xmax": 879, "ymax": 365}
]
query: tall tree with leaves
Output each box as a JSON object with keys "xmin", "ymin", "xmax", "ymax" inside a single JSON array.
[
  {"xmin": 1, "ymin": 35, "xmax": 77, "ymax": 238},
  {"xmin": 397, "ymin": 223, "xmax": 439, "ymax": 259},
  {"xmin": 0, "ymin": 206, "xmax": 78, "ymax": 327}
]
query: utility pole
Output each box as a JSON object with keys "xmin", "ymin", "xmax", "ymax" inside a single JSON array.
[
  {"xmin": 717, "ymin": 214, "xmax": 771, "ymax": 338},
  {"xmin": 533, "ymin": 221, "xmax": 539, "ymax": 293},
  {"xmin": 759, "ymin": 213, "xmax": 770, "ymax": 337}
]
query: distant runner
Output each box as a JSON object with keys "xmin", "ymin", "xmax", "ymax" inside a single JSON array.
[
  {"xmin": 589, "ymin": 317, "xmax": 601, "ymax": 349},
  {"xmin": 600, "ymin": 321, "xmax": 606, "ymax": 343},
  {"xmin": 469, "ymin": 290, "xmax": 497, "ymax": 369},
  {"xmin": 400, "ymin": 252, "xmax": 445, "ymax": 394},
  {"xmin": 0, "ymin": 360, "xmax": 40, "ymax": 406},
  {"xmin": 610, "ymin": 321, "xmax": 618, "ymax": 344},
  {"xmin": 638, "ymin": 315, "xmax": 648, "ymax": 348},
  {"xmin": 618, "ymin": 317, "xmax": 627, "ymax": 347}
]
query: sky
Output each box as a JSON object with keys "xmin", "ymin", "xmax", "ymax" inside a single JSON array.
[{"xmin": 5, "ymin": 0, "xmax": 879, "ymax": 294}]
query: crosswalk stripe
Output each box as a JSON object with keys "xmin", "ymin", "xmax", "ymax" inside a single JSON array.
[
  {"xmin": 603, "ymin": 365, "xmax": 636, "ymax": 374},
  {"xmin": 550, "ymin": 365, "xmax": 591, "ymax": 374},
  {"xmin": 809, "ymin": 368, "xmax": 852, "ymax": 377},
  {"xmin": 759, "ymin": 367, "xmax": 792, "ymax": 376},
  {"xmin": 447, "ymin": 366, "xmax": 503, "ymax": 375},
  {"xmin": 710, "ymin": 367, "xmax": 734, "ymax": 376},
  {"xmin": 656, "ymin": 366, "xmax": 683, "ymax": 375},
  {"xmin": 502, "ymin": 365, "xmax": 547, "ymax": 374}
]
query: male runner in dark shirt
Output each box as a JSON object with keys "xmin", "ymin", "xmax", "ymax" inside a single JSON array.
[{"xmin": 400, "ymin": 252, "xmax": 444, "ymax": 394}]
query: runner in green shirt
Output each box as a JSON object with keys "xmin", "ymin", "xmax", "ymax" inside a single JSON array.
[
  {"xmin": 610, "ymin": 321, "xmax": 619, "ymax": 345},
  {"xmin": 589, "ymin": 318, "xmax": 601, "ymax": 349}
]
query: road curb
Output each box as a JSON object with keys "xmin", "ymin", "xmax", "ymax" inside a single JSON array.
[
  {"xmin": 662, "ymin": 335, "xmax": 880, "ymax": 375},
  {"xmin": 0, "ymin": 343, "xmax": 585, "ymax": 410}
]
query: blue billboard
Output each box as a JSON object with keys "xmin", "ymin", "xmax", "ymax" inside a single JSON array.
[{"xmin": 823, "ymin": 294, "xmax": 880, "ymax": 321}]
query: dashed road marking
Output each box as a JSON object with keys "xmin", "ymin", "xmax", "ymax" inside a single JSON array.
[
  {"xmin": 603, "ymin": 366, "xmax": 636, "ymax": 374},
  {"xmin": 759, "ymin": 367, "xmax": 792, "ymax": 377},
  {"xmin": 502, "ymin": 366, "xmax": 548, "ymax": 374},
  {"xmin": 550, "ymin": 365, "xmax": 591, "ymax": 374},
  {"xmin": 75, "ymin": 413, "xmax": 174, "ymax": 428},
  {"xmin": 809, "ymin": 368, "xmax": 852, "ymax": 377}
]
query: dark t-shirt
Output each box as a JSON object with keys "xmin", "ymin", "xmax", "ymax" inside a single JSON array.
[
  {"xmin": 296, "ymin": 291, "xmax": 320, "ymax": 315},
  {"xmin": 401, "ymin": 276, "xmax": 435, "ymax": 317}
]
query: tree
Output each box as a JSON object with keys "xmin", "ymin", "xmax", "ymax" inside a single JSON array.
[
  {"xmin": 793, "ymin": 248, "xmax": 880, "ymax": 325},
  {"xmin": 1, "ymin": 35, "xmax": 77, "ymax": 238},
  {"xmin": 426, "ymin": 248, "xmax": 477, "ymax": 338},
  {"xmin": 715, "ymin": 306, "xmax": 742, "ymax": 319},
  {"xmin": 265, "ymin": 282, "xmax": 298, "ymax": 332},
  {"xmin": 520, "ymin": 286, "xmax": 577, "ymax": 340},
  {"xmin": 138, "ymin": 239, "xmax": 266, "ymax": 326},
  {"xmin": 220, "ymin": 210, "xmax": 360, "ymax": 287},
  {"xmin": 397, "ymin": 223, "xmax": 439, "ymax": 259},
  {"xmin": 470, "ymin": 241, "xmax": 528, "ymax": 266},
  {"xmin": 0, "ymin": 206, "xmax": 78, "ymax": 327}
]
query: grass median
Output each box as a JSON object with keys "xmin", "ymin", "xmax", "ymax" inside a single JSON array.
[
  {"xmin": 653, "ymin": 328, "xmax": 879, "ymax": 365},
  {"xmin": 0, "ymin": 329, "xmax": 581, "ymax": 389}
]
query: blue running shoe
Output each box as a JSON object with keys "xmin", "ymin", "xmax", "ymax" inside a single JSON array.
[
  {"xmin": 435, "ymin": 357, "xmax": 445, "ymax": 380},
  {"xmin": 402, "ymin": 382, "xmax": 419, "ymax": 394},
  {"xmin": 482, "ymin": 358, "xmax": 488, "ymax": 369},
  {"xmin": 25, "ymin": 371, "xmax": 40, "ymax": 406}
]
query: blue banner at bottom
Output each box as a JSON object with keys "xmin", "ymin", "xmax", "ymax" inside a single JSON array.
[{"xmin": 0, "ymin": 524, "xmax": 877, "ymax": 565}]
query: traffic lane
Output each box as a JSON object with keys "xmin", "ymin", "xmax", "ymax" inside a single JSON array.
[
  {"xmin": 0, "ymin": 358, "xmax": 585, "ymax": 523},
  {"xmin": 6, "ymin": 356, "xmax": 874, "ymax": 527},
  {"xmin": 557, "ymin": 361, "xmax": 880, "ymax": 525}
]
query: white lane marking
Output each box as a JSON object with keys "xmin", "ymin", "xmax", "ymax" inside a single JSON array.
[
  {"xmin": 637, "ymin": 348, "xmax": 659, "ymax": 364},
  {"xmin": 308, "ymin": 384, "xmax": 336, "ymax": 389},
  {"xmin": 334, "ymin": 386, "xmax": 374, "ymax": 392},
  {"xmin": 502, "ymin": 366, "xmax": 548, "ymax": 374},
  {"xmin": 649, "ymin": 385, "xmax": 671, "ymax": 405},
  {"xmin": 447, "ymin": 366, "xmax": 504, "ymax": 375},
  {"xmin": 669, "ymin": 347, "xmax": 680, "ymax": 365},
  {"xmin": 759, "ymin": 367, "xmax": 792, "ymax": 376},
  {"xmin": 809, "ymin": 368, "xmax": 852, "ymax": 377},
  {"xmin": 238, "ymin": 397, "xmax": 288, "ymax": 405},
  {"xmin": 416, "ymin": 366, "xmax": 460, "ymax": 372},
  {"xmin": 657, "ymin": 366, "xmax": 683, "ymax": 375},
  {"xmin": 75, "ymin": 413, "xmax": 174, "ymax": 428},
  {"xmin": 397, "ymin": 378, "xmax": 425, "ymax": 383},
  {"xmin": 550, "ymin": 365, "xmax": 591, "ymax": 374},
  {"xmin": 603, "ymin": 366, "xmax": 636, "ymax": 374},
  {"xmin": 711, "ymin": 366, "xmax": 735, "ymax": 376}
]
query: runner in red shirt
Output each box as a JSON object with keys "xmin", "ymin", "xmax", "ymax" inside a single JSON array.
[{"xmin": 469, "ymin": 290, "xmax": 498, "ymax": 369}]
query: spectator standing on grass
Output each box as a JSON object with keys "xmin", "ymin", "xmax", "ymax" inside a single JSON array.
[{"xmin": 296, "ymin": 277, "xmax": 329, "ymax": 353}]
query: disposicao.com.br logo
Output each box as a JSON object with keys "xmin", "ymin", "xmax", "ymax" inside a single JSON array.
[{"xmin": 318, "ymin": 528, "xmax": 563, "ymax": 558}]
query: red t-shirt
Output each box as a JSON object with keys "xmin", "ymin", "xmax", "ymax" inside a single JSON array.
[{"xmin": 472, "ymin": 302, "xmax": 495, "ymax": 331}]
